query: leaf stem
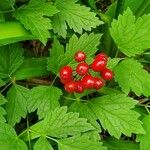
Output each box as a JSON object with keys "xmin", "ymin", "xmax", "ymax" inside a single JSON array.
[{"xmin": 0, "ymin": 81, "xmax": 12, "ymax": 93}]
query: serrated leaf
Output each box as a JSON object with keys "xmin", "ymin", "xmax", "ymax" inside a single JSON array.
[
  {"xmin": 27, "ymin": 85, "xmax": 62, "ymax": 119},
  {"xmin": 0, "ymin": 123, "xmax": 28, "ymax": 150},
  {"xmin": 114, "ymin": 59, "xmax": 150, "ymax": 96},
  {"xmin": 14, "ymin": 0, "xmax": 59, "ymax": 45},
  {"xmin": 6, "ymin": 84, "xmax": 29, "ymax": 126},
  {"xmin": 110, "ymin": 8, "xmax": 150, "ymax": 57},
  {"xmin": 137, "ymin": 115, "xmax": 150, "ymax": 150},
  {"xmin": 58, "ymin": 135, "xmax": 107, "ymax": 150},
  {"xmin": 0, "ymin": 44, "xmax": 24, "ymax": 79},
  {"xmin": 89, "ymin": 94, "xmax": 145, "ymax": 138},
  {"xmin": 34, "ymin": 137, "xmax": 53, "ymax": 150},
  {"xmin": 30, "ymin": 107, "xmax": 94, "ymax": 138},
  {"xmin": 103, "ymin": 137, "xmax": 139, "ymax": 150},
  {"xmin": 52, "ymin": 0, "xmax": 102, "ymax": 37},
  {"xmin": 0, "ymin": 94, "xmax": 7, "ymax": 123},
  {"xmin": 47, "ymin": 33, "xmax": 102, "ymax": 74},
  {"xmin": 69, "ymin": 101, "xmax": 100, "ymax": 130}
]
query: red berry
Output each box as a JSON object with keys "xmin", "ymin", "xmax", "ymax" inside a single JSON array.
[
  {"xmin": 60, "ymin": 66, "xmax": 73, "ymax": 80},
  {"xmin": 95, "ymin": 52, "xmax": 108, "ymax": 62},
  {"xmin": 101, "ymin": 68, "xmax": 113, "ymax": 81},
  {"xmin": 76, "ymin": 62, "xmax": 89, "ymax": 76},
  {"xmin": 93, "ymin": 77, "xmax": 104, "ymax": 90},
  {"xmin": 75, "ymin": 81, "xmax": 84, "ymax": 93},
  {"xmin": 60, "ymin": 77, "xmax": 72, "ymax": 84},
  {"xmin": 91, "ymin": 59, "xmax": 107, "ymax": 72},
  {"xmin": 64, "ymin": 81, "xmax": 76, "ymax": 93},
  {"xmin": 82, "ymin": 75, "xmax": 94, "ymax": 89},
  {"xmin": 74, "ymin": 51, "xmax": 86, "ymax": 62}
]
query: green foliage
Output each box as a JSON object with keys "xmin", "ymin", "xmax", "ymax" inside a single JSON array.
[
  {"xmin": 27, "ymin": 85, "xmax": 62, "ymax": 119},
  {"xmin": 103, "ymin": 137, "xmax": 140, "ymax": 150},
  {"xmin": 14, "ymin": 0, "xmax": 59, "ymax": 45},
  {"xmin": 0, "ymin": 0, "xmax": 150, "ymax": 149},
  {"xmin": 30, "ymin": 107, "xmax": 94, "ymax": 138},
  {"xmin": 137, "ymin": 115, "xmax": 150, "ymax": 150},
  {"xmin": 110, "ymin": 8, "xmax": 150, "ymax": 57},
  {"xmin": 52, "ymin": 0, "xmax": 102, "ymax": 37},
  {"xmin": 34, "ymin": 137, "xmax": 53, "ymax": 150},
  {"xmin": 114, "ymin": 59, "xmax": 150, "ymax": 96},
  {"xmin": 0, "ymin": 123, "xmax": 27, "ymax": 149},
  {"xmin": 0, "ymin": 94, "xmax": 7, "ymax": 123},
  {"xmin": 0, "ymin": 44, "xmax": 24, "ymax": 79},
  {"xmin": 6, "ymin": 84, "xmax": 29, "ymax": 126},
  {"xmin": 58, "ymin": 135, "xmax": 106, "ymax": 150}
]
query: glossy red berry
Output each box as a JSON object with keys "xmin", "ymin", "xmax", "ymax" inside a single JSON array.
[
  {"xmin": 76, "ymin": 62, "xmax": 89, "ymax": 76},
  {"xmin": 93, "ymin": 77, "xmax": 104, "ymax": 90},
  {"xmin": 95, "ymin": 52, "xmax": 108, "ymax": 62},
  {"xmin": 60, "ymin": 77, "xmax": 72, "ymax": 84},
  {"xmin": 101, "ymin": 68, "xmax": 113, "ymax": 81},
  {"xmin": 91, "ymin": 59, "xmax": 107, "ymax": 72},
  {"xmin": 60, "ymin": 66, "xmax": 73, "ymax": 80},
  {"xmin": 75, "ymin": 81, "xmax": 84, "ymax": 93},
  {"xmin": 74, "ymin": 51, "xmax": 86, "ymax": 62},
  {"xmin": 82, "ymin": 75, "xmax": 94, "ymax": 89},
  {"xmin": 64, "ymin": 81, "xmax": 76, "ymax": 93}
]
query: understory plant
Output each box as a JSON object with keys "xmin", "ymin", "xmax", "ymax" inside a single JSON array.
[{"xmin": 0, "ymin": 0, "xmax": 150, "ymax": 150}]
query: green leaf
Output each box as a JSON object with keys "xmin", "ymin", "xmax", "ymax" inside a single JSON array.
[
  {"xmin": 14, "ymin": 57, "xmax": 49, "ymax": 80},
  {"xmin": 114, "ymin": 59, "xmax": 150, "ymax": 96},
  {"xmin": 52, "ymin": 0, "xmax": 102, "ymax": 37},
  {"xmin": 89, "ymin": 94, "xmax": 145, "ymax": 138},
  {"xmin": 0, "ymin": 94, "xmax": 7, "ymax": 123},
  {"xmin": 27, "ymin": 85, "xmax": 62, "ymax": 119},
  {"xmin": 0, "ymin": 78, "xmax": 6, "ymax": 87},
  {"xmin": 69, "ymin": 101, "xmax": 100, "ymax": 130},
  {"xmin": 103, "ymin": 137, "xmax": 140, "ymax": 150},
  {"xmin": 58, "ymin": 135, "xmax": 107, "ymax": 150},
  {"xmin": 107, "ymin": 58, "xmax": 122, "ymax": 70},
  {"xmin": 110, "ymin": 8, "xmax": 150, "ymax": 57},
  {"xmin": 6, "ymin": 84, "xmax": 29, "ymax": 126},
  {"xmin": 0, "ymin": 0, "xmax": 15, "ymax": 11},
  {"xmin": 34, "ymin": 137, "xmax": 53, "ymax": 150},
  {"xmin": 50, "ymin": 36, "xmax": 64, "ymax": 57},
  {"xmin": 0, "ymin": 44, "xmax": 24, "ymax": 79},
  {"xmin": 137, "ymin": 115, "xmax": 150, "ymax": 150},
  {"xmin": 14, "ymin": 0, "xmax": 59, "ymax": 45},
  {"xmin": 30, "ymin": 107, "xmax": 94, "ymax": 138},
  {"xmin": 47, "ymin": 33, "xmax": 102, "ymax": 74},
  {"xmin": 0, "ymin": 123, "xmax": 27, "ymax": 150}
]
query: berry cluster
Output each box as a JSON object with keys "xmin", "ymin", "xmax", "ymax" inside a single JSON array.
[{"xmin": 59, "ymin": 51, "xmax": 113, "ymax": 93}]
